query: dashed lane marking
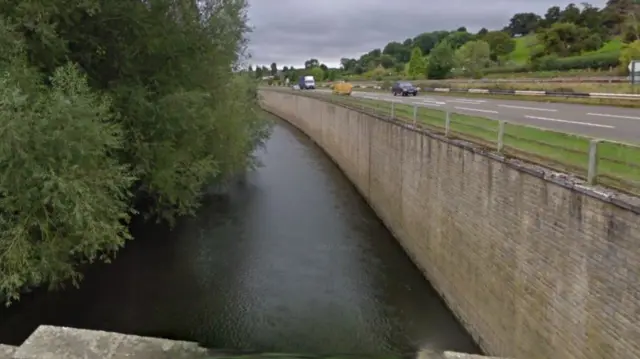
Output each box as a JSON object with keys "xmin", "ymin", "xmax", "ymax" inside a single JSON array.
[
  {"xmin": 498, "ymin": 104, "xmax": 556, "ymax": 112},
  {"xmin": 587, "ymin": 113, "xmax": 640, "ymax": 121},
  {"xmin": 525, "ymin": 115, "xmax": 614, "ymax": 128},
  {"xmin": 450, "ymin": 98, "xmax": 486, "ymax": 103},
  {"xmin": 454, "ymin": 106, "xmax": 498, "ymax": 114}
]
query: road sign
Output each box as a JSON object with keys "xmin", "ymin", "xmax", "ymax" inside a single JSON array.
[{"xmin": 629, "ymin": 61, "xmax": 640, "ymax": 72}]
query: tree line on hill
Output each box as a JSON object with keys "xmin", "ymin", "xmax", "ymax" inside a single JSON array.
[
  {"xmin": 252, "ymin": 0, "xmax": 640, "ymax": 81},
  {"xmin": 0, "ymin": 0, "xmax": 271, "ymax": 305}
]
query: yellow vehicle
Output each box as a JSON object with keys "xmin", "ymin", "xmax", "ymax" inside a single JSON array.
[{"xmin": 332, "ymin": 81, "xmax": 353, "ymax": 96}]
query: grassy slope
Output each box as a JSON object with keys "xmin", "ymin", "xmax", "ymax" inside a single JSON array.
[{"xmin": 506, "ymin": 35, "xmax": 538, "ymax": 64}]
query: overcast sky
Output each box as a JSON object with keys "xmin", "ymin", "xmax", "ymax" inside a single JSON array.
[{"xmin": 246, "ymin": 0, "xmax": 606, "ymax": 68}]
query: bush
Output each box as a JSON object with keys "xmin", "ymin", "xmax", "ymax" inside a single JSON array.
[
  {"xmin": 620, "ymin": 40, "xmax": 640, "ymax": 75},
  {"xmin": 534, "ymin": 51, "xmax": 621, "ymax": 71},
  {"xmin": 0, "ymin": 32, "xmax": 133, "ymax": 304},
  {"xmin": 483, "ymin": 64, "xmax": 530, "ymax": 74},
  {"xmin": 0, "ymin": 0, "xmax": 272, "ymax": 304}
]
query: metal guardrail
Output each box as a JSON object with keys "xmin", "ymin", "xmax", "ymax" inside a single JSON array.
[
  {"xmin": 265, "ymin": 88, "xmax": 640, "ymax": 196},
  {"xmin": 338, "ymin": 76, "xmax": 628, "ymax": 85}
]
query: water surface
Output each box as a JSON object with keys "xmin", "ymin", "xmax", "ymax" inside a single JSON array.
[{"xmin": 0, "ymin": 115, "xmax": 479, "ymax": 355}]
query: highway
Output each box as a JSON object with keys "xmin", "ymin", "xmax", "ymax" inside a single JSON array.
[{"xmin": 315, "ymin": 89, "xmax": 640, "ymax": 144}]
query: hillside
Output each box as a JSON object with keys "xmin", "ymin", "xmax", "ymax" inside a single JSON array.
[
  {"xmin": 506, "ymin": 34, "xmax": 625, "ymax": 65},
  {"xmin": 252, "ymin": 0, "xmax": 640, "ymax": 82}
]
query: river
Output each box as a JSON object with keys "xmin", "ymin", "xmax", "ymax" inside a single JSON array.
[{"xmin": 0, "ymin": 113, "xmax": 479, "ymax": 355}]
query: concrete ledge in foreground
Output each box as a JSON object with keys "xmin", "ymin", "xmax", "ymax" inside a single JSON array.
[
  {"xmin": 4, "ymin": 325, "xmax": 508, "ymax": 359},
  {"xmin": 0, "ymin": 345, "xmax": 17, "ymax": 359},
  {"xmin": 12, "ymin": 325, "xmax": 211, "ymax": 359}
]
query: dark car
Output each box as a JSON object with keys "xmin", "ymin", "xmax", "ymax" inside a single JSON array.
[{"xmin": 391, "ymin": 81, "xmax": 418, "ymax": 96}]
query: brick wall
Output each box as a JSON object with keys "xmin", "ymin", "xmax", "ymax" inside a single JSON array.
[{"xmin": 259, "ymin": 90, "xmax": 640, "ymax": 359}]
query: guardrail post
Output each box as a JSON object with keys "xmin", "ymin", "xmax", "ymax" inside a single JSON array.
[
  {"xmin": 497, "ymin": 121, "xmax": 505, "ymax": 152},
  {"xmin": 445, "ymin": 112, "xmax": 451, "ymax": 137},
  {"xmin": 391, "ymin": 102, "xmax": 395, "ymax": 119},
  {"xmin": 587, "ymin": 139, "xmax": 601, "ymax": 185},
  {"xmin": 413, "ymin": 105, "xmax": 418, "ymax": 126}
]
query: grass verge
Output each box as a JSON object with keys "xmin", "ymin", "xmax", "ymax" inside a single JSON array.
[{"xmin": 281, "ymin": 89, "xmax": 640, "ymax": 196}]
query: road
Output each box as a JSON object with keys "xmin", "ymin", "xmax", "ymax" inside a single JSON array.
[{"xmin": 316, "ymin": 89, "xmax": 640, "ymax": 144}]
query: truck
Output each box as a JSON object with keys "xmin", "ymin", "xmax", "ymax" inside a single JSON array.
[{"xmin": 298, "ymin": 75, "xmax": 316, "ymax": 90}]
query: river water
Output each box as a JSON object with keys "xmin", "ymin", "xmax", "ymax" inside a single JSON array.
[{"xmin": 0, "ymin": 114, "xmax": 479, "ymax": 355}]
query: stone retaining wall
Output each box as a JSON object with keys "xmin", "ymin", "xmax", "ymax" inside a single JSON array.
[{"xmin": 259, "ymin": 90, "xmax": 640, "ymax": 359}]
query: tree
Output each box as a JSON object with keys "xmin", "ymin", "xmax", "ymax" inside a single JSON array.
[
  {"xmin": 412, "ymin": 31, "xmax": 449, "ymax": 55},
  {"xmin": 407, "ymin": 47, "xmax": 426, "ymax": 77},
  {"xmin": 483, "ymin": 31, "xmax": 516, "ymax": 61},
  {"xmin": 270, "ymin": 62, "xmax": 277, "ymax": 75},
  {"xmin": 383, "ymin": 41, "xmax": 411, "ymax": 63},
  {"xmin": 340, "ymin": 58, "xmax": 357, "ymax": 72},
  {"xmin": 477, "ymin": 28, "xmax": 489, "ymax": 36},
  {"xmin": 427, "ymin": 41, "xmax": 456, "ymax": 79},
  {"xmin": 255, "ymin": 66, "xmax": 263, "ymax": 78},
  {"xmin": 542, "ymin": 6, "xmax": 562, "ymax": 27},
  {"xmin": 0, "ymin": 37, "xmax": 134, "ymax": 305},
  {"xmin": 455, "ymin": 40, "xmax": 492, "ymax": 77},
  {"xmin": 538, "ymin": 22, "xmax": 590, "ymax": 56},
  {"xmin": 506, "ymin": 12, "xmax": 542, "ymax": 36},
  {"xmin": 620, "ymin": 40, "xmax": 640, "ymax": 74},
  {"xmin": 309, "ymin": 66, "xmax": 324, "ymax": 80},
  {"xmin": 304, "ymin": 58, "xmax": 319, "ymax": 68},
  {"xmin": 559, "ymin": 3, "xmax": 581, "ymax": 24},
  {"xmin": 444, "ymin": 31, "xmax": 474, "ymax": 49},
  {"xmin": 379, "ymin": 54, "xmax": 396, "ymax": 68},
  {"xmin": 0, "ymin": 0, "xmax": 272, "ymax": 303}
]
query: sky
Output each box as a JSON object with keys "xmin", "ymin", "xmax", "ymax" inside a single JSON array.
[{"xmin": 246, "ymin": 0, "xmax": 607, "ymax": 69}]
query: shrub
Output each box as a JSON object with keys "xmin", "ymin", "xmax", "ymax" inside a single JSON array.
[
  {"xmin": 0, "ymin": 31, "xmax": 133, "ymax": 304},
  {"xmin": 536, "ymin": 51, "xmax": 620, "ymax": 71},
  {"xmin": 620, "ymin": 40, "xmax": 640, "ymax": 74}
]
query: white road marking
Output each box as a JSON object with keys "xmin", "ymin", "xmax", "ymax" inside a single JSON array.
[
  {"xmin": 587, "ymin": 113, "xmax": 640, "ymax": 121},
  {"xmin": 498, "ymin": 104, "xmax": 556, "ymax": 112},
  {"xmin": 449, "ymin": 99, "xmax": 486, "ymax": 104},
  {"xmin": 451, "ymin": 98, "xmax": 486, "ymax": 103},
  {"xmin": 416, "ymin": 102, "xmax": 442, "ymax": 107},
  {"xmin": 525, "ymin": 115, "xmax": 614, "ymax": 128},
  {"xmin": 454, "ymin": 106, "xmax": 498, "ymax": 114},
  {"xmin": 420, "ymin": 99, "xmax": 446, "ymax": 105}
]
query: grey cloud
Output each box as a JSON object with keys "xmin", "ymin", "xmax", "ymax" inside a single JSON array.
[{"xmin": 246, "ymin": 0, "xmax": 607, "ymax": 68}]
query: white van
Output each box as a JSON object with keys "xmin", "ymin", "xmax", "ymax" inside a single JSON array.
[{"xmin": 299, "ymin": 75, "xmax": 316, "ymax": 90}]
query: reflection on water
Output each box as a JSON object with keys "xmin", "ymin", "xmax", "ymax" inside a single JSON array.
[{"xmin": 0, "ymin": 114, "xmax": 479, "ymax": 355}]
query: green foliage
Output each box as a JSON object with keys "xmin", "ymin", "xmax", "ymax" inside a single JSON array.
[
  {"xmin": 443, "ymin": 31, "xmax": 474, "ymax": 49},
  {"xmin": 455, "ymin": 40, "xmax": 492, "ymax": 77},
  {"xmin": 0, "ymin": 24, "xmax": 133, "ymax": 304},
  {"xmin": 427, "ymin": 41, "xmax": 455, "ymax": 79},
  {"xmin": 482, "ymin": 31, "xmax": 516, "ymax": 61},
  {"xmin": 537, "ymin": 22, "xmax": 591, "ymax": 56},
  {"xmin": 532, "ymin": 51, "xmax": 621, "ymax": 71},
  {"xmin": 309, "ymin": 67, "xmax": 325, "ymax": 81},
  {"xmin": 407, "ymin": 47, "xmax": 426, "ymax": 78},
  {"xmin": 0, "ymin": 0, "xmax": 271, "ymax": 303},
  {"xmin": 620, "ymin": 40, "xmax": 640, "ymax": 73}
]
